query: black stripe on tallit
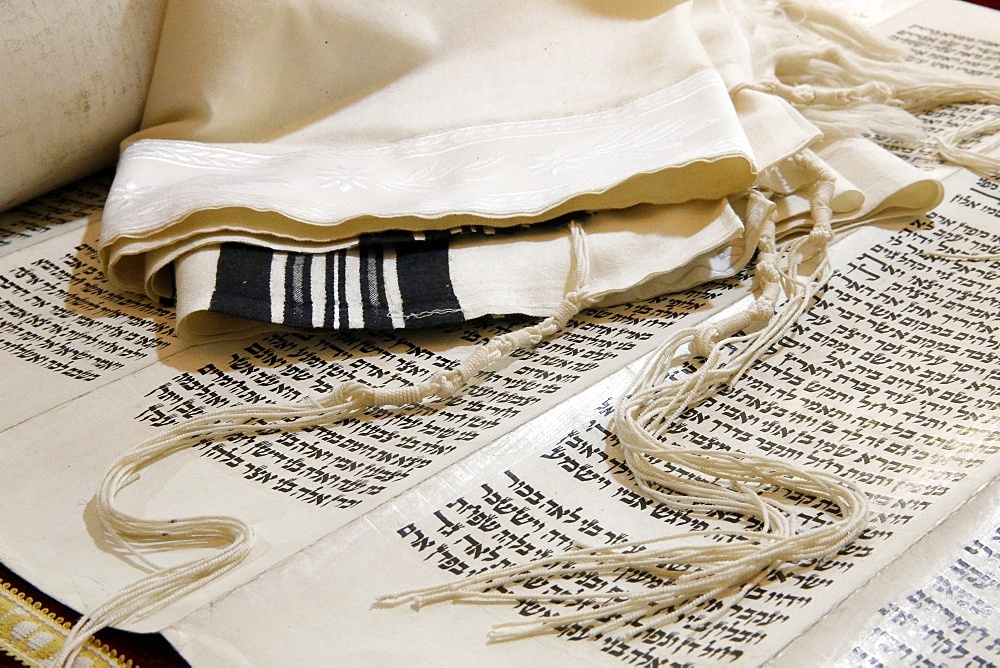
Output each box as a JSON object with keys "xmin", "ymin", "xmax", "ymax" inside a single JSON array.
[
  {"xmin": 322, "ymin": 249, "xmax": 347, "ymax": 329},
  {"xmin": 395, "ymin": 235, "xmax": 463, "ymax": 328},
  {"xmin": 283, "ymin": 253, "xmax": 313, "ymax": 328},
  {"xmin": 358, "ymin": 240, "xmax": 392, "ymax": 329},
  {"xmin": 209, "ymin": 242, "xmax": 273, "ymax": 323}
]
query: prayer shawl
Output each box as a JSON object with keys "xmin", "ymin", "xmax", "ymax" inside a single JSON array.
[
  {"xmin": 58, "ymin": 0, "xmax": 1000, "ymax": 662},
  {"xmin": 97, "ymin": 0, "xmax": 949, "ymax": 343}
]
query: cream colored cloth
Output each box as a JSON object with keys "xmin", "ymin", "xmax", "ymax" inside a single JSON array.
[
  {"xmin": 106, "ymin": 69, "xmax": 755, "ymax": 297},
  {"xmin": 96, "ymin": 0, "xmax": 951, "ymax": 345},
  {"xmin": 100, "ymin": 0, "xmax": 787, "ymax": 305},
  {"xmin": 772, "ymin": 137, "xmax": 945, "ymax": 236}
]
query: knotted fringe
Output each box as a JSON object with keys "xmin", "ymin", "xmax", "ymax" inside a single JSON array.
[
  {"xmin": 738, "ymin": 0, "xmax": 1000, "ymax": 163},
  {"xmin": 762, "ymin": 2, "xmax": 1000, "ymax": 263},
  {"xmin": 758, "ymin": 3, "xmax": 1000, "ymax": 268},
  {"xmin": 55, "ymin": 227, "xmax": 593, "ymax": 666},
  {"xmin": 376, "ymin": 152, "xmax": 870, "ymax": 641}
]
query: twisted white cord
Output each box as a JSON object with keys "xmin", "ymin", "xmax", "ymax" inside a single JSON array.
[
  {"xmin": 932, "ymin": 113, "xmax": 1000, "ymax": 179},
  {"xmin": 377, "ymin": 152, "xmax": 870, "ymax": 641}
]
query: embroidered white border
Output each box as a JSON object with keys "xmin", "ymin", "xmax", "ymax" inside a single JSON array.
[{"xmin": 103, "ymin": 69, "xmax": 752, "ymax": 242}]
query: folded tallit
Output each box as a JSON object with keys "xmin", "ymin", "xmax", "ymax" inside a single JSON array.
[
  {"xmin": 96, "ymin": 0, "xmax": 952, "ymax": 343},
  {"xmin": 100, "ymin": 0, "xmax": 833, "ymax": 341},
  {"xmin": 171, "ymin": 132, "xmax": 942, "ymax": 342}
]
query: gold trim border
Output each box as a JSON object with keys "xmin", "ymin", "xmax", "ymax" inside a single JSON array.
[{"xmin": 1, "ymin": 578, "xmax": 133, "ymax": 667}]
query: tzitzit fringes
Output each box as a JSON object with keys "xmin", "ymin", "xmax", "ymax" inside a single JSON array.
[
  {"xmin": 735, "ymin": 0, "xmax": 1000, "ymax": 154},
  {"xmin": 744, "ymin": 0, "xmax": 1000, "ymax": 179},
  {"xmin": 378, "ymin": 151, "xmax": 870, "ymax": 642},
  {"xmin": 56, "ymin": 515, "xmax": 252, "ymax": 665},
  {"xmin": 57, "ymin": 222, "xmax": 593, "ymax": 667},
  {"xmin": 775, "ymin": 0, "xmax": 904, "ymax": 61},
  {"xmin": 932, "ymin": 113, "xmax": 1000, "ymax": 179},
  {"xmin": 731, "ymin": 79, "xmax": 896, "ymax": 109}
]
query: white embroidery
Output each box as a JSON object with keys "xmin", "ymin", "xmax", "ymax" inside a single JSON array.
[
  {"xmin": 103, "ymin": 69, "xmax": 752, "ymax": 243},
  {"xmin": 317, "ymin": 165, "xmax": 372, "ymax": 193}
]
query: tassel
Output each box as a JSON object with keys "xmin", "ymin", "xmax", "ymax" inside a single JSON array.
[
  {"xmin": 933, "ymin": 115, "xmax": 1000, "ymax": 179},
  {"xmin": 734, "ymin": 0, "xmax": 1000, "ymax": 154},
  {"xmin": 797, "ymin": 104, "xmax": 926, "ymax": 146},
  {"xmin": 776, "ymin": 0, "xmax": 904, "ymax": 61},
  {"xmin": 376, "ymin": 152, "xmax": 870, "ymax": 640},
  {"xmin": 56, "ymin": 225, "xmax": 593, "ymax": 666}
]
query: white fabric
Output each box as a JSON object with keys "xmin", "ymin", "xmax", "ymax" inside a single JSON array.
[
  {"xmin": 104, "ymin": 69, "xmax": 754, "ymax": 296},
  {"xmin": 99, "ymin": 0, "xmax": 767, "ymax": 303},
  {"xmin": 757, "ymin": 155, "xmax": 866, "ymax": 213},
  {"xmin": 774, "ymin": 137, "xmax": 945, "ymax": 235}
]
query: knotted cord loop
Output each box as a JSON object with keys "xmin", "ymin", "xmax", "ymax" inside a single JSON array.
[{"xmin": 933, "ymin": 114, "xmax": 1000, "ymax": 179}]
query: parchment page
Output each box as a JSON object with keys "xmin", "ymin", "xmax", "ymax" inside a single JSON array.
[
  {"xmin": 0, "ymin": 197, "xmax": 748, "ymax": 629},
  {"xmin": 0, "ymin": 171, "xmax": 111, "ymax": 258},
  {"xmin": 772, "ymin": 4, "xmax": 1000, "ymax": 663},
  {"xmin": 0, "ymin": 176, "xmax": 187, "ymax": 428},
  {"xmin": 773, "ymin": 475, "xmax": 1000, "ymax": 667},
  {"xmin": 2, "ymin": 1, "xmax": 997, "ymax": 665}
]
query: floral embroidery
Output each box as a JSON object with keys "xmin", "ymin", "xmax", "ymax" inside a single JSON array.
[{"xmin": 103, "ymin": 69, "xmax": 752, "ymax": 238}]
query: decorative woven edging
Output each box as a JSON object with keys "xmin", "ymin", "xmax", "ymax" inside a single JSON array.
[{"xmin": 0, "ymin": 578, "xmax": 130, "ymax": 667}]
